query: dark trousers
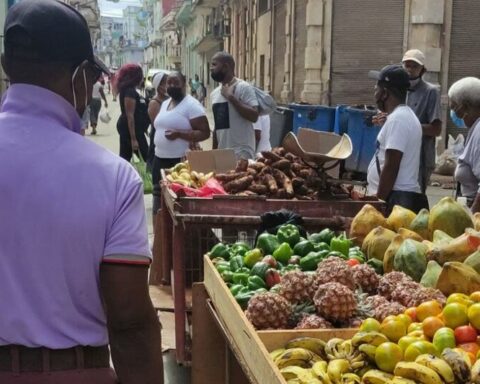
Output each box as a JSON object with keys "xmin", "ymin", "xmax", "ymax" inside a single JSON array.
[
  {"xmin": 117, "ymin": 120, "xmax": 149, "ymax": 162},
  {"xmin": 152, "ymin": 156, "xmax": 182, "ymax": 214},
  {"xmin": 386, "ymin": 190, "xmax": 430, "ymax": 215}
]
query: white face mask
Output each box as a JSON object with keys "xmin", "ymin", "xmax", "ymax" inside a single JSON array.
[
  {"xmin": 409, "ymin": 78, "xmax": 421, "ymax": 87},
  {"xmin": 71, "ymin": 64, "xmax": 88, "ymax": 115}
]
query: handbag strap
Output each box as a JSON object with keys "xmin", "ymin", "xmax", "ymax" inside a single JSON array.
[{"xmin": 375, "ymin": 141, "xmax": 382, "ymax": 176}]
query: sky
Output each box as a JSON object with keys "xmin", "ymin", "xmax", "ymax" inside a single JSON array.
[{"xmin": 98, "ymin": 0, "xmax": 142, "ymax": 17}]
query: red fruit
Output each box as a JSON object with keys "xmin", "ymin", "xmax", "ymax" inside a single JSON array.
[
  {"xmin": 265, "ymin": 268, "xmax": 281, "ymax": 288},
  {"xmin": 262, "ymin": 255, "xmax": 277, "ymax": 269},
  {"xmin": 288, "ymin": 256, "xmax": 301, "ymax": 265},
  {"xmin": 454, "ymin": 325, "xmax": 478, "ymax": 344},
  {"xmin": 347, "ymin": 259, "xmax": 361, "ymax": 267}
]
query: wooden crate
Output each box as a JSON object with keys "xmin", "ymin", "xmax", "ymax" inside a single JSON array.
[{"xmin": 203, "ymin": 256, "xmax": 359, "ymax": 384}]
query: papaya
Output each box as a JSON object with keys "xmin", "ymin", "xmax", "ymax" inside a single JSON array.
[
  {"xmin": 464, "ymin": 250, "xmax": 480, "ymax": 274},
  {"xmin": 349, "ymin": 204, "xmax": 386, "ymax": 246},
  {"xmin": 420, "ymin": 260, "xmax": 442, "ymax": 288},
  {"xmin": 397, "ymin": 227, "xmax": 424, "ymax": 241},
  {"xmin": 432, "ymin": 229, "xmax": 453, "ymax": 246},
  {"xmin": 386, "ymin": 205, "xmax": 417, "ymax": 232},
  {"xmin": 426, "ymin": 228, "xmax": 480, "ymax": 265},
  {"xmin": 361, "ymin": 226, "xmax": 397, "ymax": 261},
  {"xmin": 409, "ymin": 208, "xmax": 431, "ymax": 240},
  {"xmin": 383, "ymin": 234, "xmax": 405, "ymax": 274},
  {"xmin": 436, "ymin": 262, "xmax": 480, "ymax": 296},
  {"xmin": 474, "ymin": 212, "xmax": 480, "ymax": 231},
  {"xmin": 428, "ymin": 197, "xmax": 474, "ymax": 238},
  {"xmin": 393, "ymin": 239, "xmax": 428, "ymax": 282}
]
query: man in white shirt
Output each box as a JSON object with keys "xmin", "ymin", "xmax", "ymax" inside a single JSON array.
[
  {"xmin": 367, "ymin": 64, "xmax": 429, "ymax": 214},
  {"xmin": 254, "ymin": 114, "xmax": 272, "ymax": 157}
]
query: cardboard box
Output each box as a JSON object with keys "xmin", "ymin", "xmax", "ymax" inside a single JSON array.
[{"xmin": 186, "ymin": 149, "xmax": 236, "ymax": 174}]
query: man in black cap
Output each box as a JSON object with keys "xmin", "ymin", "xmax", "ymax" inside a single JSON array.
[
  {"xmin": 367, "ymin": 64, "xmax": 429, "ymax": 214},
  {"xmin": 0, "ymin": 1, "xmax": 163, "ymax": 383}
]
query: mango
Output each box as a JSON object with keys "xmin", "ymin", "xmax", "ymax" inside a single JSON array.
[
  {"xmin": 387, "ymin": 205, "xmax": 417, "ymax": 232},
  {"xmin": 428, "ymin": 197, "xmax": 474, "ymax": 238},
  {"xmin": 436, "ymin": 261, "xmax": 480, "ymax": 296},
  {"xmin": 420, "ymin": 260, "xmax": 442, "ymax": 288},
  {"xmin": 350, "ymin": 204, "xmax": 386, "ymax": 246},
  {"xmin": 361, "ymin": 226, "xmax": 397, "ymax": 261},
  {"xmin": 394, "ymin": 239, "xmax": 428, "ymax": 282},
  {"xmin": 409, "ymin": 208, "xmax": 431, "ymax": 240},
  {"xmin": 464, "ymin": 250, "xmax": 480, "ymax": 274},
  {"xmin": 427, "ymin": 228, "xmax": 480, "ymax": 265},
  {"xmin": 397, "ymin": 227, "xmax": 424, "ymax": 241},
  {"xmin": 383, "ymin": 234, "xmax": 405, "ymax": 274},
  {"xmin": 432, "ymin": 229, "xmax": 453, "ymax": 246}
]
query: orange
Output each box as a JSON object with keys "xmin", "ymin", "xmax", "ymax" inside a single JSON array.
[
  {"xmin": 458, "ymin": 342, "xmax": 480, "ymax": 358},
  {"xmin": 442, "ymin": 303, "xmax": 469, "ymax": 329},
  {"xmin": 447, "ymin": 293, "xmax": 474, "ymax": 307},
  {"xmin": 408, "ymin": 322, "xmax": 423, "ymax": 333},
  {"xmin": 375, "ymin": 342, "xmax": 403, "ymax": 373},
  {"xmin": 380, "ymin": 319, "xmax": 407, "ymax": 342},
  {"xmin": 382, "ymin": 315, "xmax": 398, "ymax": 324},
  {"xmin": 404, "ymin": 340, "xmax": 437, "ymax": 361},
  {"xmin": 397, "ymin": 313, "xmax": 413, "ymax": 328},
  {"xmin": 468, "ymin": 303, "xmax": 480, "ymax": 330},
  {"xmin": 470, "ymin": 292, "xmax": 480, "ymax": 302},
  {"xmin": 405, "ymin": 307, "xmax": 417, "ymax": 322},
  {"xmin": 417, "ymin": 300, "xmax": 443, "ymax": 322},
  {"xmin": 422, "ymin": 316, "xmax": 445, "ymax": 339}
]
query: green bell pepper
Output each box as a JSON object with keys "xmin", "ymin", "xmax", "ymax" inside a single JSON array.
[
  {"xmin": 232, "ymin": 272, "xmax": 249, "ymax": 285},
  {"xmin": 277, "ymin": 224, "xmax": 301, "ymax": 247},
  {"xmin": 348, "ymin": 246, "xmax": 366, "ymax": 262},
  {"xmin": 209, "ymin": 243, "xmax": 231, "ymax": 260},
  {"xmin": 221, "ymin": 270, "xmax": 234, "ymax": 283},
  {"xmin": 250, "ymin": 261, "xmax": 270, "ymax": 280},
  {"xmin": 235, "ymin": 290, "xmax": 256, "ymax": 309},
  {"xmin": 366, "ymin": 258, "xmax": 384, "ymax": 275},
  {"xmin": 272, "ymin": 242, "xmax": 293, "ymax": 264},
  {"xmin": 293, "ymin": 240, "xmax": 315, "ymax": 257},
  {"xmin": 215, "ymin": 261, "xmax": 231, "ymax": 274},
  {"xmin": 243, "ymin": 248, "xmax": 264, "ymax": 268},
  {"xmin": 247, "ymin": 275, "xmax": 266, "ymax": 290},
  {"xmin": 237, "ymin": 267, "xmax": 250, "ymax": 274},
  {"xmin": 230, "ymin": 241, "xmax": 251, "ymax": 257},
  {"xmin": 299, "ymin": 250, "xmax": 329, "ymax": 271},
  {"xmin": 313, "ymin": 242, "xmax": 330, "ymax": 253},
  {"xmin": 256, "ymin": 232, "xmax": 280, "ymax": 255},
  {"xmin": 327, "ymin": 251, "xmax": 348, "ymax": 260},
  {"xmin": 229, "ymin": 284, "xmax": 245, "ymax": 296},
  {"xmin": 309, "ymin": 228, "xmax": 335, "ymax": 245},
  {"xmin": 330, "ymin": 233, "xmax": 352, "ymax": 257},
  {"xmin": 229, "ymin": 255, "xmax": 244, "ymax": 272}
]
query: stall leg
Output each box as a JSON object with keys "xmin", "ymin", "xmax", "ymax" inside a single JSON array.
[
  {"xmin": 149, "ymin": 209, "xmax": 163, "ymax": 285},
  {"xmin": 173, "ymin": 222, "xmax": 186, "ymax": 364},
  {"xmin": 161, "ymin": 195, "xmax": 173, "ymax": 285}
]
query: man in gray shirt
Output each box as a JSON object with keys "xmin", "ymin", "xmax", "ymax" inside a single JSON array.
[
  {"xmin": 210, "ymin": 52, "xmax": 259, "ymax": 160},
  {"xmin": 402, "ymin": 49, "xmax": 442, "ymax": 194}
]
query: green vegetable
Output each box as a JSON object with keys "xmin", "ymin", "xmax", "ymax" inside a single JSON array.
[
  {"xmin": 221, "ymin": 270, "xmax": 234, "ymax": 283},
  {"xmin": 313, "ymin": 242, "xmax": 330, "ymax": 253},
  {"xmin": 250, "ymin": 262, "xmax": 270, "ymax": 280},
  {"xmin": 230, "ymin": 241, "xmax": 251, "ymax": 257},
  {"xmin": 229, "ymin": 255, "xmax": 244, "ymax": 272},
  {"xmin": 256, "ymin": 232, "xmax": 280, "ymax": 255},
  {"xmin": 277, "ymin": 224, "xmax": 301, "ymax": 247},
  {"xmin": 235, "ymin": 290, "xmax": 257, "ymax": 309},
  {"xmin": 366, "ymin": 258, "xmax": 384, "ymax": 275},
  {"xmin": 327, "ymin": 251, "xmax": 348, "ymax": 260},
  {"xmin": 281, "ymin": 264, "xmax": 301, "ymax": 274},
  {"xmin": 209, "ymin": 243, "xmax": 231, "ymax": 260},
  {"xmin": 293, "ymin": 240, "xmax": 315, "ymax": 257},
  {"xmin": 243, "ymin": 248, "xmax": 263, "ymax": 268},
  {"xmin": 237, "ymin": 267, "xmax": 250, "ymax": 274},
  {"xmin": 348, "ymin": 246, "xmax": 366, "ymax": 262},
  {"xmin": 232, "ymin": 272, "xmax": 249, "ymax": 285},
  {"xmin": 330, "ymin": 233, "xmax": 352, "ymax": 257},
  {"xmin": 247, "ymin": 275, "xmax": 266, "ymax": 290},
  {"xmin": 272, "ymin": 242, "xmax": 294, "ymax": 264},
  {"xmin": 215, "ymin": 261, "xmax": 231, "ymax": 274},
  {"xmin": 299, "ymin": 250, "xmax": 329, "ymax": 271},
  {"xmin": 309, "ymin": 228, "xmax": 335, "ymax": 245},
  {"xmin": 229, "ymin": 284, "xmax": 245, "ymax": 296}
]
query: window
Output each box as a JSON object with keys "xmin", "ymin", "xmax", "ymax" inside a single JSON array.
[
  {"xmin": 259, "ymin": 55, "xmax": 265, "ymax": 89},
  {"xmin": 258, "ymin": 0, "xmax": 269, "ymax": 15}
]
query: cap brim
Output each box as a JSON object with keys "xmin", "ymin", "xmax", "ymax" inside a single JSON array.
[
  {"xmin": 402, "ymin": 57, "xmax": 424, "ymax": 66},
  {"xmin": 92, "ymin": 55, "xmax": 111, "ymax": 76},
  {"xmin": 368, "ymin": 70, "xmax": 381, "ymax": 80}
]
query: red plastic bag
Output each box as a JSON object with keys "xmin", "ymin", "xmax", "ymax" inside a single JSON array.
[{"xmin": 168, "ymin": 178, "xmax": 226, "ymax": 198}]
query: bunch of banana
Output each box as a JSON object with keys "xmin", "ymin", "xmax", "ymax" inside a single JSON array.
[
  {"xmin": 324, "ymin": 339, "xmax": 366, "ymax": 371},
  {"xmin": 415, "ymin": 354, "xmax": 455, "ymax": 384},
  {"xmin": 165, "ymin": 161, "xmax": 214, "ymax": 188},
  {"xmin": 361, "ymin": 369, "xmax": 394, "ymax": 384},
  {"xmin": 272, "ymin": 347, "xmax": 323, "ymax": 369},
  {"xmin": 351, "ymin": 332, "xmax": 389, "ymax": 348},
  {"xmin": 286, "ymin": 337, "xmax": 327, "ymax": 359},
  {"xmin": 440, "ymin": 348, "xmax": 471, "ymax": 384},
  {"xmin": 393, "ymin": 362, "xmax": 444, "ymax": 384}
]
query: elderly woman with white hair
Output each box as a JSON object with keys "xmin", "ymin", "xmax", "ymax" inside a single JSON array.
[{"xmin": 449, "ymin": 76, "xmax": 480, "ymax": 212}]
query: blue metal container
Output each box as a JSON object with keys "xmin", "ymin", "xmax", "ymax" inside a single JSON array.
[
  {"xmin": 333, "ymin": 105, "xmax": 349, "ymax": 135},
  {"xmin": 289, "ymin": 104, "xmax": 336, "ymax": 134}
]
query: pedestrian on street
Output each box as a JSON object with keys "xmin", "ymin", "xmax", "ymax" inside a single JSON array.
[
  {"xmin": 210, "ymin": 51, "xmax": 259, "ymax": 160},
  {"xmin": 449, "ymin": 77, "xmax": 480, "ymax": 212},
  {"xmin": 89, "ymin": 77, "xmax": 108, "ymax": 135},
  {"xmin": 116, "ymin": 63, "xmax": 150, "ymax": 162},
  {"xmin": 367, "ymin": 64, "xmax": 429, "ymax": 214},
  {"xmin": 0, "ymin": 1, "xmax": 163, "ymax": 383},
  {"xmin": 151, "ymin": 71, "xmax": 210, "ymax": 222}
]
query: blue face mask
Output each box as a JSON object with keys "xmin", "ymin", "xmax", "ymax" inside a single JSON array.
[{"xmin": 450, "ymin": 109, "xmax": 466, "ymax": 128}]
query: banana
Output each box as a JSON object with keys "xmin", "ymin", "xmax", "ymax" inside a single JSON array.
[
  {"xmin": 361, "ymin": 369, "xmax": 393, "ymax": 384},
  {"xmin": 275, "ymin": 348, "xmax": 314, "ymax": 368},
  {"xmin": 415, "ymin": 354, "xmax": 455, "ymax": 384},
  {"xmin": 341, "ymin": 373, "xmax": 361, "ymax": 384},
  {"xmin": 312, "ymin": 361, "xmax": 328, "ymax": 377},
  {"xmin": 386, "ymin": 378, "xmax": 416, "ymax": 384},
  {"xmin": 280, "ymin": 366, "xmax": 310, "ymax": 381},
  {"xmin": 173, "ymin": 162, "xmax": 188, "ymax": 172},
  {"xmin": 393, "ymin": 362, "xmax": 443, "ymax": 384},
  {"xmin": 204, "ymin": 171, "xmax": 214, "ymax": 179},
  {"xmin": 270, "ymin": 348, "xmax": 285, "ymax": 361},
  {"xmin": 170, "ymin": 171, "xmax": 179, "ymax": 179},
  {"xmin": 325, "ymin": 338, "xmax": 346, "ymax": 360},
  {"xmin": 327, "ymin": 359, "xmax": 351, "ymax": 383},
  {"xmin": 166, "ymin": 174, "xmax": 175, "ymax": 183},
  {"xmin": 314, "ymin": 367, "xmax": 333, "ymax": 384},
  {"xmin": 286, "ymin": 337, "xmax": 327, "ymax": 358},
  {"xmin": 358, "ymin": 344, "xmax": 377, "ymax": 363},
  {"xmin": 472, "ymin": 358, "xmax": 480, "ymax": 384},
  {"xmin": 351, "ymin": 332, "xmax": 389, "ymax": 348},
  {"xmin": 277, "ymin": 358, "xmax": 311, "ymax": 369},
  {"xmin": 350, "ymin": 360, "xmax": 367, "ymax": 372},
  {"xmin": 441, "ymin": 348, "xmax": 471, "ymax": 384}
]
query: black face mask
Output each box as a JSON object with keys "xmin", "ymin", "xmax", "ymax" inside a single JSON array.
[
  {"xmin": 167, "ymin": 87, "xmax": 184, "ymax": 101},
  {"xmin": 211, "ymin": 71, "xmax": 226, "ymax": 83}
]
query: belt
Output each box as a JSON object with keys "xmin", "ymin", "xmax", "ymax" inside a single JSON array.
[{"xmin": 0, "ymin": 345, "xmax": 110, "ymax": 372}]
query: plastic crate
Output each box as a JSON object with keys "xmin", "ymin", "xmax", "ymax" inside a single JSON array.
[{"xmin": 289, "ymin": 104, "xmax": 336, "ymax": 134}]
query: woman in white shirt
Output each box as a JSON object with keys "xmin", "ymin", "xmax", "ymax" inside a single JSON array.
[{"xmin": 152, "ymin": 72, "xmax": 210, "ymax": 217}]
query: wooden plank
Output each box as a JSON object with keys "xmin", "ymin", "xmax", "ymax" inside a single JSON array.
[
  {"xmin": 149, "ymin": 285, "xmax": 174, "ymax": 311},
  {"xmin": 192, "ymin": 283, "xmax": 227, "ymax": 384},
  {"xmin": 204, "ymin": 256, "xmax": 286, "ymax": 384}
]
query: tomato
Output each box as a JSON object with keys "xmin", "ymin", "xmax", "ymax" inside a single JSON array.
[
  {"xmin": 360, "ymin": 318, "xmax": 381, "ymax": 332},
  {"xmin": 458, "ymin": 342, "xmax": 480, "ymax": 357},
  {"xmin": 417, "ymin": 300, "xmax": 443, "ymax": 322},
  {"xmin": 423, "ymin": 316, "xmax": 445, "ymax": 339},
  {"xmin": 454, "ymin": 325, "xmax": 478, "ymax": 344},
  {"xmin": 447, "ymin": 293, "xmax": 474, "ymax": 307},
  {"xmin": 468, "ymin": 303, "xmax": 480, "ymax": 330},
  {"xmin": 442, "ymin": 303, "xmax": 469, "ymax": 329},
  {"xmin": 347, "ymin": 258, "xmax": 360, "ymax": 267},
  {"xmin": 375, "ymin": 342, "xmax": 403, "ymax": 373},
  {"xmin": 432, "ymin": 327, "xmax": 456, "ymax": 354},
  {"xmin": 470, "ymin": 292, "xmax": 480, "ymax": 303}
]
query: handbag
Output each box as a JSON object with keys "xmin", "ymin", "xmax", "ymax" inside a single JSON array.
[{"xmin": 131, "ymin": 154, "xmax": 153, "ymax": 194}]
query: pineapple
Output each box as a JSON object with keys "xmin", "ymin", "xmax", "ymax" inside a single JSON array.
[
  {"xmin": 389, "ymin": 281, "xmax": 422, "ymax": 307},
  {"xmin": 374, "ymin": 301, "xmax": 406, "ymax": 322},
  {"xmin": 352, "ymin": 264, "xmax": 380, "ymax": 294},
  {"xmin": 364, "ymin": 294, "xmax": 389, "ymax": 308},
  {"xmin": 343, "ymin": 317, "xmax": 363, "ymax": 328},
  {"xmin": 313, "ymin": 257, "xmax": 356, "ymax": 295},
  {"xmin": 295, "ymin": 314, "xmax": 332, "ymax": 329},
  {"xmin": 407, "ymin": 287, "xmax": 447, "ymax": 307},
  {"xmin": 245, "ymin": 292, "xmax": 292, "ymax": 330},
  {"xmin": 279, "ymin": 270, "xmax": 314, "ymax": 303},
  {"xmin": 377, "ymin": 271, "xmax": 414, "ymax": 300},
  {"xmin": 314, "ymin": 282, "xmax": 357, "ymax": 323}
]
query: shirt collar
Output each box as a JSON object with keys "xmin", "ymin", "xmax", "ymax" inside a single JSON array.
[{"xmin": 1, "ymin": 84, "xmax": 82, "ymax": 134}]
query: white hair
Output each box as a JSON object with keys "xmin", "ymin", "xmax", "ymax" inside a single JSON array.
[{"xmin": 448, "ymin": 77, "xmax": 480, "ymax": 109}]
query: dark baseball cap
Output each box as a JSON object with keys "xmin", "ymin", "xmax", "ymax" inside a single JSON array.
[
  {"xmin": 4, "ymin": 0, "xmax": 109, "ymax": 75},
  {"xmin": 368, "ymin": 64, "xmax": 410, "ymax": 90}
]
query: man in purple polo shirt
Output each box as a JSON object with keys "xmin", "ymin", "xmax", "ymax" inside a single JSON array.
[{"xmin": 0, "ymin": 1, "xmax": 163, "ymax": 383}]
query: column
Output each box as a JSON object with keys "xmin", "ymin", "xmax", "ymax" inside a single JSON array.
[{"xmin": 280, "ymin": 0, "xmax": 293, "ymax": 103}]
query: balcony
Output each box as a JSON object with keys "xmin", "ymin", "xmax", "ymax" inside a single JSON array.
[
  {"xmin": 166, "ymin": 44, "xmax": 182, "ymax": 61},
  {"xmin": 194, "ymin": 21, "xmax": 228, "ymax": 53}
]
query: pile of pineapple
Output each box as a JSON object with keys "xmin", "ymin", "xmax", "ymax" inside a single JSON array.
[{"xmin": 245, "ymin": 258, "xmax": 446, "ymax": 330}]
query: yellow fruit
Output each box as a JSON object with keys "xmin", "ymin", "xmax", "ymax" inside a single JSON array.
[
  {"xmin": 470, "ymin": 291, "xmax": 480, "ymax": 302},
  {"xmin": 397, "ymin": 314, "xmax": 413, "ymax": 328},
  {"xmin": 375, "ymin": 342, "xmax": 403, "ymax": 373},
  {"xmin": 398, "ymin": 336, "xmax": 421, "ymax": 352},
  {"xmin": 422, "ymin": 316, "xmax": 445, "ymax": 339},
  {"xmin": 408, "ymin": 322, "xmax": 423, "ymax": 333},
  {"xmin": 383, "ymin": 315, "xmax": 398, "ymax": 324},
  {"xmin": 428, "ymin": 196, "xmax": 474, "ymax": 238},
  {"xmin": 442, "ymin": 303, "xmax": 469, "ymax": 329},
  {"xmin": 468, "ymin": 303, "xmax": 480, "ymax": 330},
  {"xmin": 383, "ymin": 235, "xmax": 405, "ymax": 274},
  {"xmin": 350, "ymin": 204, "xmax": 387, "ymax": 246},
  {"xmin": 447, "ymin": 293, "xmax": 474, "ymax": 307},
  {"xmin": 380, "ymin": 319, "xmax": 407, "ymax": 342},
  {"xmin": 387, "ymin": 205, "xmax": 417, "ymax": 232},
  {"xmin": 360, "ymin": 318, "xmax": 381, "ymax": 333},
  {"xmin": 362, "ymin": 226, "xmax": 397, "ymax": 261},
  {"xmin": 404, "ymin": 341, "xmax": 437, "ymax": 361},
  {"xmin": 408, "ymin": 330, "xmax": 426, "ymax": 339},
  {"xmin": 416, "ymin": 300, "xmax": 442, "ymax": 322}
]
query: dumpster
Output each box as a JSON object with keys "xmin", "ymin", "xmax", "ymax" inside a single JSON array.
[
  {"xmin": 289, "ymin": 103, "xmax": 336, "ymax": 134},
  {"xmin": 269, "ymin": 106, "xmax": 293, "ymax": 147},
  {"xmin": 344, "ymin": 106, "xmax": 380, "ymax": 174},
  {"xmin": 333, "ymin": 105, "xmax": 349, "ymax": 135}
]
